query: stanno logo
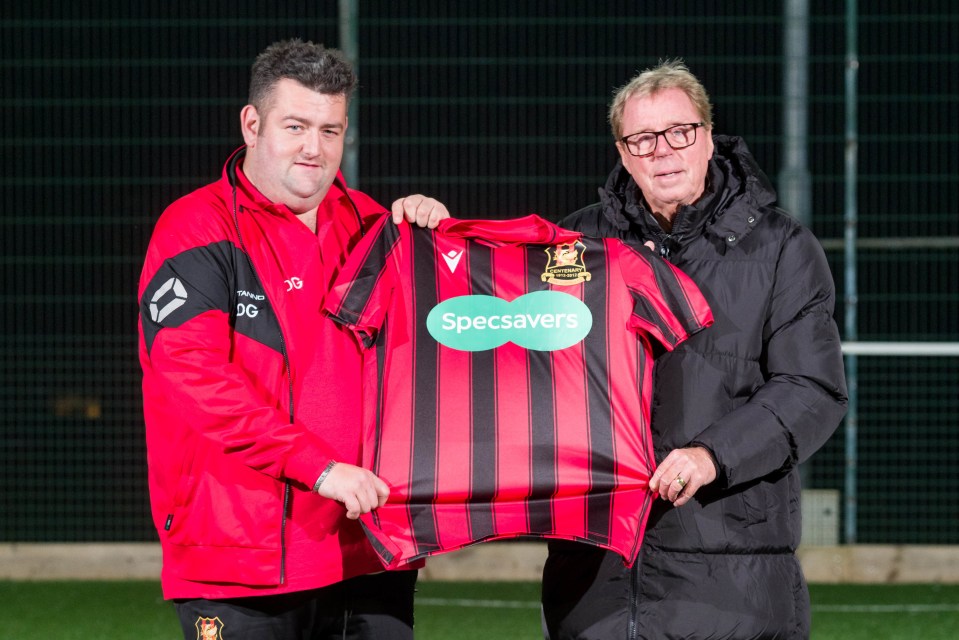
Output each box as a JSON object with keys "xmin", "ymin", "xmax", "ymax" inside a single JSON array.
[
  {"xmin": 236, "ymin": 289, "xmax": 264, "ymax": 318},
  {"xmin": 441, "ymin": 249, "xmax": 464, "ymax": 274},
  {"xmin": 285, "ymin": 277, "xmax": 303, "ymax": 291},
  {"xmin": 149, "ymin": 277, "xmax": 188, "ymax": 323}
]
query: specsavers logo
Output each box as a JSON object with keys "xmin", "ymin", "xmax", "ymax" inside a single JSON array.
[{"xmin": 426, "ymin": 291, "xmax": 592, "ymax": 352}]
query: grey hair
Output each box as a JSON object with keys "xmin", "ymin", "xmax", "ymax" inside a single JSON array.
[{"xmin": 608, "ymin": 59, "xmax": 713, "ymax": 139}]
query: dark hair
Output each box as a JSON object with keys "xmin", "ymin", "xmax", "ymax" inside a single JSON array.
[{"xmin": 248, "ymin": 39, "xmax": 357, "ymax": 113}]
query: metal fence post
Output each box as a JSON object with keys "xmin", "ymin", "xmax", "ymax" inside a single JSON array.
[
  {"xmin": 339, "ymin": 0, "xmax": 360, "ymax": 187},
  {"xmin": 843, "ymin": 0, "xmax": 860, "ymax": 544}
]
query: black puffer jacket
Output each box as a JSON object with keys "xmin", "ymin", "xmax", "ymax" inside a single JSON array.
[{"xmin": 557, "ymin": 136, "xmax": 848, "ymax": 639}]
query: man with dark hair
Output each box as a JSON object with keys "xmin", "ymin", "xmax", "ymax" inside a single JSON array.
[
  {"xmin": 248, "ymin": 39, "xmax": 359, "ymax": 111},
  {"xmin": 540, "ymin": 59, "xmax": 848, "ymax": 640},
  {"xmin": 138, "ymin": 38, "xmax": 446, "ymax": 639}
]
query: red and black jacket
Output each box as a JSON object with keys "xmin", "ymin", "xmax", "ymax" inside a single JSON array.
[{"xmin": 138, "ymin": 147, "xmax": 387, "ymax": 599}]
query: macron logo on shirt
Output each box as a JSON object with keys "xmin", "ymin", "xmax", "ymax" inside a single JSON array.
[{"xmin": 442, "ymin": 250, "xmax": 464, "ymax": 273}]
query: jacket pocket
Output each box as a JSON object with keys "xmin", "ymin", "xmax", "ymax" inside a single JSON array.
[
  {"xmin": 169, "ymin": 439, "xmax": 198, "ymax": 513},
  {"xmin": 740, "ymin": 483, "xmax": 769, "ymax": 525},
  {"xmin": 165, "ymin": 444, "xmax": 284, "ymax": 550}
]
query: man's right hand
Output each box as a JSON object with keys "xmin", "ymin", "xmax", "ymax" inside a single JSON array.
[
  {"xmin": 315, "ymin": 462, "xmax": 390, "ymax": 519},
  {"xmin": 390, "ymin": 194, "xmax": 449, "ymax": 229},
  {"xmin": 647, "ymin": 446, "xmax": 718, "ymax": 508}
]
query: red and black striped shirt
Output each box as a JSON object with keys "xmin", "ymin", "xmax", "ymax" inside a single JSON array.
[{"xmin": 326, "ymin": 214, "xmax": 712, "ymax": 568}]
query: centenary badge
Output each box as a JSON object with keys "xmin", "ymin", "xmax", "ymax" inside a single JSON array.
[
  {"xmin": 195, "ymin": 616, "xmax": 224, "ymax": 640},
  {"xmin": 542, "ymin": 241, "xmax": 591, "ymax": 286}
]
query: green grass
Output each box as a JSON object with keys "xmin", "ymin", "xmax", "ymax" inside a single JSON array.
[
  {"xmin": 415, "ymin": 581, "xmax": 542, "ymax": 639},
  {"xmin": 0, "ymin": 581, "xmax": 174, "ymax": 639},
  {"xmin": 809, "ymin": 584, "xmax": 959, "ymax": 639},
  {"xmin": 1, "ymin": 580, "xmax": 957, "ymax": 639}
]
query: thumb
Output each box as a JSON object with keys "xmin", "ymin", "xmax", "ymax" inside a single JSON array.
[
  {"xmin": 373, "ymin": 476, "xmax": 390, "ymax": 507},
  {"xmin": 389, "ymin": 200, "xmax": 405, "ymax": 225}
]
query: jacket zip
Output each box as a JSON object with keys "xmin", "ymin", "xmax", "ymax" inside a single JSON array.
[
  {"xmin": 659, "ymin": 234, "xmax": 673, "ymax": 260},
  {"xmin": 279, "ymin": 347, "xmax": 294, "ymax": 585},
  {"xmin": 280, "ymin": 483, "xmax": 291, "ymax": 584},
  {"xmin": 628, "ymin": 561, "xmax": 639, "ymax": 640},
  {"xmin": 648, "ymin": 205, "xmax": 687, "ymax": 262},
  {"xmin": 649, "ymin": 228, "xmax": 677, "ymax": 261},
  {"xmin": 226, "ymin": 154, "xmax": 365, "ymax": 588},
  {"xmin": 231, "ymin": 190, "xmax": 294, "ymax": 587}
]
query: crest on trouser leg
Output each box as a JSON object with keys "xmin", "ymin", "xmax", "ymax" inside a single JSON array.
[{"xmin": 195, "ymin": 616, "xmax": 224, "ymax": 640}]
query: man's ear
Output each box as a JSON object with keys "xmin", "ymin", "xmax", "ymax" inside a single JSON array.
[{"xmin": 240, "ymin": 104, "xmax": 260, "ymax": 147}]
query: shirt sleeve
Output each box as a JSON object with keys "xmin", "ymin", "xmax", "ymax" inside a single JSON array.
[
  {"xmin": 325, "ymin": 213, "xmax": 403, "ymax": 348},
  {"xmin": 617, "ymin": 241, "xmax": 714, "ymax": 349}
]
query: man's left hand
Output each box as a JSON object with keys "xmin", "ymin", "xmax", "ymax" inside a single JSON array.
[
  {"xmin": 391, "ymin": 195, "xmax": 449, "ymax": 229},
  {"xmin": 648, "ymin": 446, "xmax": 718, "ymax": 507}
]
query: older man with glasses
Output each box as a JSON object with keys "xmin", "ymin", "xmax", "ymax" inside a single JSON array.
[{"xmin": 540, "ymin": 59, "xmax": 848, "ymax": 640}]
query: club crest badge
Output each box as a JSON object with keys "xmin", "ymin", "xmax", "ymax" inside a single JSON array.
[
  {"xmin": 542, "ymin": 241, "xmax": 591, "ymax": 286},
  {"xmin": 195, "ymin": 616, "xmax": 224, "ymax": 640}
]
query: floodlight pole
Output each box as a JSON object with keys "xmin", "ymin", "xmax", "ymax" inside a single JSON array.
[
  {"xmin": 782, "ymin": 0, "xmax": 815, "ymax": 493},
  {"xmin": 339, "ymin": 0, "xmax": 360, "ymax": 187},
  {"xmin": 843, "ymin": 0, "xmax": 860, "ymax": 545},
  {"xmin": 780, "ymin": 0, "xmax": 811, "ymax": 228}
]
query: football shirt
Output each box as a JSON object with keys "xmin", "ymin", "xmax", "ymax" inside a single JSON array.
[{"xmin": 325, "ymin": 214, "xmax": 712, "ymax": 568}]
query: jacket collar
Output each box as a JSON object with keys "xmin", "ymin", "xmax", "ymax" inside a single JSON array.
[
  {"xmin": 220, "ymin": 146, "xmax": 352, "ymax": 217},
  {"xmin": 439, "ymin": 214, "xmax": 580, "ymax": 246},
  {"xmin": 599, "ymin": 135, "xmax": 777, "ymax": 248}
]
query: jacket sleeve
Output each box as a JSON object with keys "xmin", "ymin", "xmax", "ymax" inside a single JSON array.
[
  {"xmin": 138, "ymin": 199, "xmax": 336, "ymax": 490},
  {"xmin": 691, "ymin": 226, "xmax": 848, "ymax": 487}
]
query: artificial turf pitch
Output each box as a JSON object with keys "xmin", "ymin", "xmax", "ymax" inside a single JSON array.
[{"xmin": 1, "ymin": 580, "xmax": 957, "ymax": 639}]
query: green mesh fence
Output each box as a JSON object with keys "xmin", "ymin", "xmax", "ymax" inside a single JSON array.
[{"xmin": 2, "ymin": 1, "xmax": 957, "ymax": 543}]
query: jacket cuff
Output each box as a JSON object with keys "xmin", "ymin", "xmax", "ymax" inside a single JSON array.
[
  {"xmin": 688, "ymin": 441, "xmax": 726, "ymax": 489},
  {"xmin": 284, "ymin": 437, "xmax": 339, "ymax": 490},
  {"xmin": 312, "ymin": 460, "xmax": 338, "ymax": 493}
]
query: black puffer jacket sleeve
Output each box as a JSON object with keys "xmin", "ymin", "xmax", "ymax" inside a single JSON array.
[{"xmin": 691, "ymin": 224, "xmax": 848, "ymax": 485}]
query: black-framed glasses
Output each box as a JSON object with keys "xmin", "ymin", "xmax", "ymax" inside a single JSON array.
[{"xmin": 619, "ymin": 122, "xmax": 705, "ymax": 157}]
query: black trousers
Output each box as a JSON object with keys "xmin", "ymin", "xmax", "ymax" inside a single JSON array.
[
  {"xmin": 541, "ymin": 542, "xmax": 631, "ymax": 640},
  {"xmin": 174, "ymin": 570, "xmax": 417, "ymax": 640}
]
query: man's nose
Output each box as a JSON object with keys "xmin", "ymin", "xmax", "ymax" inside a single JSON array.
[
  {"xmin": 653, "ymin": 132, "xmax": 674, "ymax": 156},
  {"xmin": 301, "ymin": 130, "xmax": 321, "ymax": 156}
]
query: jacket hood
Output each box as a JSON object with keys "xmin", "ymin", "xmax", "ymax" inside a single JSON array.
[{"xmin": 598, "ymin": 135, "xmax": 779, "ymax": 247}]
